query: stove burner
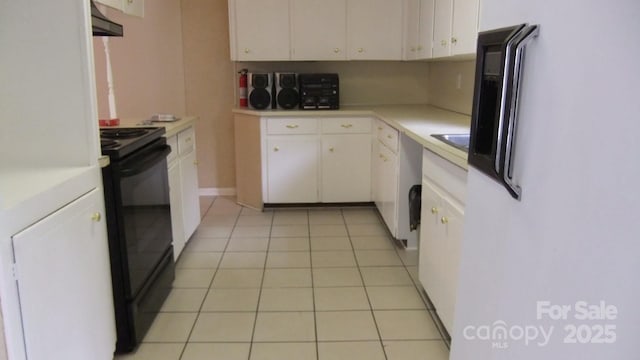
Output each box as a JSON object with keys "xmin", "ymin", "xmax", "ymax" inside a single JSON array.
[{"xmin": 101, "ymin": 128, "xmax": 150, "ymax": 139}]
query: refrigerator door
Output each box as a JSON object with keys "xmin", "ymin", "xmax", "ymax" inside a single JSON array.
[{"xmin": 452, "ymin": 1, "xmax": 640, "ymax": 359}]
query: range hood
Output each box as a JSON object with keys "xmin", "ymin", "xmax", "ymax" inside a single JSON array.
[{"xmin": 91, "ymin": 0, "xmax": 123, "ymax": 37}]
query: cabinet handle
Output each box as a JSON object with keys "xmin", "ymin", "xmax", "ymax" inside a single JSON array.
[
  {"xmin": 274, "ymin": 146, "xmax": 279, "ymax": 152},
  {"xmin": 285, "ymin": 124, "xmax": 299, "ymax": 129},
  {"xmin": 410, "ymin": 47, "xmax": 416, "ymax": 52},
  {"xmin": 186, "ymin": 137, "xmax": 192, "ymax": 142},
  {"xmin": 431, "ymin": 207, "xmax": 438, "ymax": 214},
  {"xmin": 441, "ymin": 216, "xmax": 449, "ymax": 224},
  {"xmin": 377, "ymin": 126, "xmax": 383, "ymax": 130},
  {"xmin": 387, "ymin": 134, "xmax": 393, "ymax": 139},
  {"xmin": 451, "ymin": 37, "xmax": 458, "ymax": 44},
  {"xmin": 193, "ymin": 160, "xmax": 199, "ymax": 165},
  {"xmin": 417, "ymin": 45, "xmax": 423, "ymax": 51},
  {"xmin": 441, "ymin": 40, "xmax": 447, "ymax": 46},
  {"xmin": 244, "ymin": 48, "xmax": 250, "ymax": 54},
  {"xmin": 329, "ymin": 147, "xmax": 335, "ymax": 152},
  {"xmin": 91, "ymin": 212, "xmax": 102, "ymax": 222},
  {"xmin": 340, "ymin": 124, "xmax": 353, "ymax": 128},
  {"xmin": 357, "ymin": 48, "xmax": 364, "ymax": 53},
  {"xmin": 333, "ymin": 48, "xmax": 341, "ymax": 53}
]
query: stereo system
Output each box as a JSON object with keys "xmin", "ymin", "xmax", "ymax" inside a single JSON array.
[{"xmin": 246, "ymin": 72, "xmax": 339, "ymax": 110}]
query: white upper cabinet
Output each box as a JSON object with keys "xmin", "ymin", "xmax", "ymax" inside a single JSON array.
[
  {"xmin": 229, "ymin": 0, "xmax": 291, "ymax": 61},
  {"xmin": 433, "ymin": 0, "xmax": 478, "ymax": 58},
  {"xmin": 291, "ymin": 0, "xmax": 347, "ymax": 60},
  {"xmin": 404, "ymin": 0, "xmax": 435, "ymax": 60},
  {"xmin": 347, "ymin": 0, "xmax": 404, "ymax": 60},
  {"xmin": 451, "ymin": 0, "xmax": 479, "ymax": 55}
]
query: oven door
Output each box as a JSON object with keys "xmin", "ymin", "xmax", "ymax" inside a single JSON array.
[{"xmin": 113, "ymin": 139, "xmax": 173, "ymax": 298}]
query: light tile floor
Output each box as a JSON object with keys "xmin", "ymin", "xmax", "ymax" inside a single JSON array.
[{"xmin": 116, "ymin": 197, "xmax": 449, "ymax": 360}]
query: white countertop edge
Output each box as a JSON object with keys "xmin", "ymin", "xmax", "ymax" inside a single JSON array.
[{"xmin": 233, "ymin": 105, "xmax": 471, "ymax": 170}]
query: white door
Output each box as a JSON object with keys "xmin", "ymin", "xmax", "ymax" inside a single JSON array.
[
  {"xmin": 267, "ymin": 136, "xmax": 319, "ymax": 203},
  {"xmin": 181, "ymin": 150, "xmax": 200, "ymax": 240},
  {"xmin": 321, "ymin": 134, "xmax": 372, "ymax": 202},
  {"xmin": 347, "ymin": 0, "xmax": 404, "ymax": 60},
  {"xmin": 12, "ymin": 189, "xmax": 116, "ymax": 360},
  {"xmin": 233, "ymin": 0, "xmax": 291, "ymax": 60},
  {"xmin": 291, "ymin": 0, "xmax": 347, "ymax": 60}
]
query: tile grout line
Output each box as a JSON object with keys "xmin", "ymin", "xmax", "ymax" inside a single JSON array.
[
  {"xmin": 245, "ymin": 209, "xmax": 275, "ymax": 360},
  {"xmin": 306, "ymin": 210, "xmax": 321, "ymax": 360},
  {"xmin": 177, "ymin": 197, "xmax": 241, "ymax": 360},
  {"xmin": 341, "ymin": 209, "xmax": 390, "ymax": 360}
]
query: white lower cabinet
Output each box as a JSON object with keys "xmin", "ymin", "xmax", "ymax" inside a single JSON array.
[
  {"xmin": 167, "ymin": 125, "xmax": 201, "ymax": 260},
  {"xmin": 263, "ymin": 117, "xmax": 372, "ymax": 204},
  {"xmin": 168, "ymin": 161, "xmax": 186, "ymax": 260},
  {"xmin": 418, "ymin": 148, "xmax": 467, "ymax": 334},
  {"xmin": 266, "ymin": 136, "xmax": 319, "ymax": 203},
  {"xmin": 374, "ymin": 139, "xmax": 399, "ymax": 233},
  {"xmin": 11, "ymin": 188, "xmax": 116, "ymax": 360},
  {"xmin": 322, "ymin": 134, "xmax": 372, "ymax": 202}
]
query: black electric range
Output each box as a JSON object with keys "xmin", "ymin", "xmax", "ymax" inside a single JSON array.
[
  {"xmin": 100, "ymin": 126, "xmax": 175, "ymax": 353},
  {"xmin": 100, "ymin": 127, "xmax": 166, "ymax": 160}
]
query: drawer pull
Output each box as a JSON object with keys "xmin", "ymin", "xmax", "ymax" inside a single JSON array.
[
  {"xmin": 329, "ymin": 147, "xmax": 335, "ymax": 152},
  {"xmin": 441, "ymin": 216, "xmax": 449, "ymax": 224},
  {"xmin": 387, "ymin": 134, "xmax": 393, "ymax": 139},
  {"xmin": 377, "ymin": 126, "xmax": 383, "ymax": 130},
  {"xmin": 91, "ymin": 212, "xmax": 101, "ymax": 222},
  {"xmin": 286, "ymin": 124, "xmax": 299, "ymax": 129},
  {"xmin": 186, "ymin": 137, "xmax": 192, "ymax": 142},
  {"xmin": 274, "ymin": 146, "xmax": 280, "ymax": 152},
  {"xmin": 341, "ymin": 124, "xmax": 353, "ymax": 129},
  {"xmin": 431, "ymin": 207, "xmax": 438, "ymax": 214}
]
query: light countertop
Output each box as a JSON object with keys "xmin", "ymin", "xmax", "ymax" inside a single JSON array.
[
  {"xmin": 233, "ymin": 105, "xmax": 471, "ymax": 169},
  {"xmin": 110, "ymin": 116, "xmax": 198, "ymax": 138}
]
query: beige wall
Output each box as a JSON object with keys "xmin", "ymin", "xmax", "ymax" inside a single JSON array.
[
  {"xmin": 181, "ymin": 0, "xmax": 236, "ymax": 190},
  {"xmin": 428, "ymin": 60, "xmax": 476, "ymax": 115},
  {"xmin": 236, "ymin": 61, "xmax": 430, "ymax": 106},
  {"xmin": 93, "ymin": 0, "xmax": 186, "ymax": 119}
]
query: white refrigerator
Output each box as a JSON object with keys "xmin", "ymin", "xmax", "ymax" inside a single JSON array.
[{"xmin": 451, "ymin": 0, "xmax": 640, "ymax": 359}]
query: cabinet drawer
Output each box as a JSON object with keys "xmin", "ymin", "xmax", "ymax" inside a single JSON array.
[
  {"xmin": 267, "ymin": 118, "xmax": 318, "ymax": 135},
  {"xmin": 376, "ymin": 120, "xmax": 399, "ymax": 152},
  {"xmin": 166, "ymin": 135, "xmax": 178, "ymax": 165},
  {"xmin": 322, "ymin": 117, "xmax": 372, "ymax": 134},
  {"xmin": 177, "ymin": 126, "xmax": 195, "ymax": 155},
  {"xmin": 422, "ymin": 148, "xmax": 467, "ymax": 204}
]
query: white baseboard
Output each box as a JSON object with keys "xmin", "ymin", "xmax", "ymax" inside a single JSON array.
[{"xmin": 199, "ymin": 188, "xmax": 237, "ymax": 196}]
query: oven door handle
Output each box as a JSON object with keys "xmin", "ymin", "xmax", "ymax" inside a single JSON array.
[{"xmin": 120, "ymin": 144, "xmax": 172, "ymax": 177}]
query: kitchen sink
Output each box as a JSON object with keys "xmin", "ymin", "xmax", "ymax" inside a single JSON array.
[{"xmin": 431, "ymin": 133, "xmax": 470, "ymax": 152}]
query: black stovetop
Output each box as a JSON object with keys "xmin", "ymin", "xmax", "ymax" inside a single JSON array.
[{"xmin": 100, "ymin": 127, "xmax": 166, "ymax": 160}]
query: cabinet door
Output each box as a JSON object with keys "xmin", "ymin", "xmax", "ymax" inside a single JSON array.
[
  {"xmin": 347, "ymin": 0, "xmax": 403, "ymax": 60},
  {"xmin": 372, "ymin": 139, "xmax": 384, "ymax": 208},
  {"xmin": 169, "ymin": 162, "xmax": 186, "ymax": 260},
  {"xmin": 322, "ymin": 134, "xmax": 372, "ymax": 202},
  {"xmin": 232, "ymin": 0, "xmax": 291, "ymax": 60},
  {"xmin": 451, "ymin": 0, "xmax": 479, "ymax": 55},
  {"xmin": 266, "ymin": 136, "xmax": 319, "ymax": 203},
  {"xmin": 292, "ymin": 0, "xmax": 347, "ymax": 60},
  {"xmin": 12, "ymin": 189, "xmax": 116, "ymax": 360},
  {"xmin": 417, "ymin": 0, "xmax": 435, "ymax": 59},
  {"xmin": 418, "ymin": 179, "xmax": 463, "ymax": 333},
  {"xmin": 377, "ymin": 142, "xmax": 399, "ymax": 235},
  {"xmin": 404, "ymin": 0, "xmax": 420, "ymax": 60},
  {"xmin": 432, "ymin": 0, "xmax": 453, "ymax": 58},
  {"xmin": 181, "ymin": 150, "xmax": 201, "ymax": 240}
]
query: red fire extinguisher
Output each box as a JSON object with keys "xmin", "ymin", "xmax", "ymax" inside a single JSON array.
[{"xmin": 238, "ymin": 69, "xmax": 248, "ymax": 108}]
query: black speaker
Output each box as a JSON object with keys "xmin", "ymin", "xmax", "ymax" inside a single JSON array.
[
  {"xmin": 275, "ymin": 72, "xmax": 299, "ymax": 110},
  {"xmin": 248, "ymin": 73, "xmax": 272, "ymax": 110}
]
